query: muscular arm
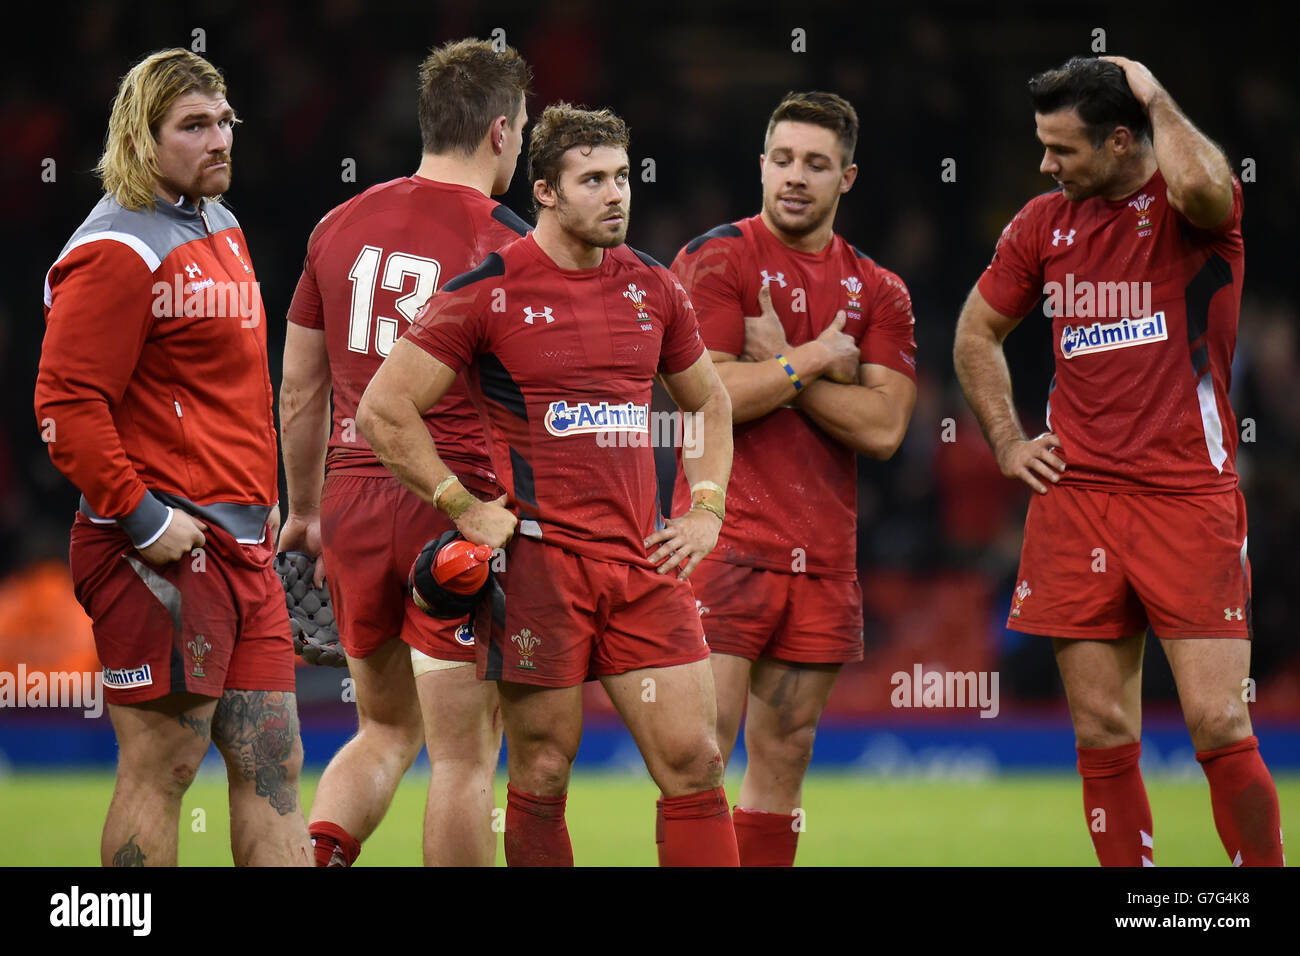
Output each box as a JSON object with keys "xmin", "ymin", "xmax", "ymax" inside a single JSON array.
[
  {"xmin": 357, "ymin": 338, "xmax": 515, "ymax": 546},
  {"xmin": 711, "ymin": 342, "xmax": 831, "ymax": 423},
  {"xmin": 646, "ymin": 352, "xmax": 733, "ymax": 579},
  {"xmin": 952, "ymin": 285, "xmax": 1064, "ymax": 493},
  {"xmin": 658, "ymin": 351, "xmax": 734, "ymax": 493},
  {"xmin": 793, "ymin": 362, "xmax": 917, "ymax": 459},
  {"xmin": 356, "ymin": 338, "xmax": 458, "ymax": 506},
  {"xmin": 1104, "ymin": 56, "xmax": 1234, "ymax": 229},
  {"xmin": 953, "ymin": 286, "xmax": 1026, "ymax": 453},
  {"xmin": 279, "ymin": 324, "xmax": 331, "ymax": 517}
]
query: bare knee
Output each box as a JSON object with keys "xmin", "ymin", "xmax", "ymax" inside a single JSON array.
[
  {"xmin": 510, "ymin": 741, "xmax": 575, "ymax": 797},
  {"xmin": 115, "ymin": 718, "xmax": 211, "ymax": 800},
  {"xmin": 356, "ymin": 706, "xmax": 425, "ymax": 769},
  {"xmin": 1070, "ymin": 695, "xmax": 1140, "ymax": 748},
  {"xmin": 653, "ymin": 735, "xmax": 726, "ymax": 794},
  {"xmin": 119, "ymin": 749, "xmax": 204, "ymax": 800},
  {"xmin": 1184, "ymin": 699, "xmax": 1251, "ymax": 751},
  {"xmin": 747, "ymin": 722, "xmax": 817, "ymax": 778}
]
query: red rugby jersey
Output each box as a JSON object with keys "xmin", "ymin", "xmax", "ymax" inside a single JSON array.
[
  {"xmin": 405, "ymin": 233, "xmax": 706, "ymax": 567},
  {"xmin": 669, "ymin": 215, "xmax": 917, "ymax": 580},
  {"xmin": 286, "ymin": 177, "xmax": 529, "ymax": 485},
  {"xmin": 978, "ymin": 170, "xmax": 1245, "ymax": 494}
]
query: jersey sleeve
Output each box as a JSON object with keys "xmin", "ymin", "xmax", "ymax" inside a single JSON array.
[
  {"xmin": 403, "ymin": 258, "xmax": 499, "ymax": 373},
  {"xmin": 860, "ymin": 268, "xmax": 918, "ymax": 381},
  {"xmin": 976, "ymin": 199, "xmax": 1046, "ymax": 320},
  {"xmin": 34, "ymin": 240, "xmax": 166, "ymax": 540},
  {"xmin": 287, "ymin": 219, "xmax": 329, "ymax": 330},
  {"xmin": 670, "ymin": 238, "xmax": 745, "ymax": 356},
  {"xmin": 657, "ymin": 269, "xmax": 708, "ymax": 374},
  {"xmin": 286, "ymin": 255, "xmax": 324, "ymax": 330}
]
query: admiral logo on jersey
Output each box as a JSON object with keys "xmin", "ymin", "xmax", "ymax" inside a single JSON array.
[
  {"xmin": 544, "ymin": 400, "xmax": 650, "ymax": 437},
  {"xmin": 1060, "ymin": 312, "xmax": 1167, "ymax": 359}
]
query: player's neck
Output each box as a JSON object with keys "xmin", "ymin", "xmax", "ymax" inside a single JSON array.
[
  {"xmin": 1102, "ymin": 153, "xmax": 1160, "ymax": 203},
  {"xmin": 412, "ymin": 152, "xmax": 494, "ymax": 197},
  {"xmin": 533, "ymin": 216, "xmax": 605, "ymax": 270},
  {"xmin": 759, "ymin": 207, "xmax": 834, "ymax": 254}
]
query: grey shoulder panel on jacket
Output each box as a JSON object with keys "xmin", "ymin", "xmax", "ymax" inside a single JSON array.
[{"xmin": 55, "ymin": 195, "xmax": 229, "ymax": 273}]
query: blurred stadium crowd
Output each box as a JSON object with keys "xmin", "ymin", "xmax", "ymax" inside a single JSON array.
[{"xmin": 1, "ymin": 0, "xmax": 1296, "ymax": 716}]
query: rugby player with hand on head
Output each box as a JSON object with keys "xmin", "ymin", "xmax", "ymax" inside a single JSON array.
[
  {"xmin": 669, "ymin": 91, "xmax": 918, "ymax": 866},
  {"xmin": 278, "ymin": 38, "xmax": 532, "ymax": 867},
  {"xmin": 359, "ymin": 102, "xmax": 739, "ymax": 866},
  {"xmin": 954, "ymin": 55, "xmax": 1283, "ymax": 866},
  {"xmin": 36, "ymin": 49, "xmax": 310, "ymax": 866}
]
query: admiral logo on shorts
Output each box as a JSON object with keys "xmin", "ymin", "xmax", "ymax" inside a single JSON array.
[
  {"xmin": 101, "ymin": 664, "xmax": 153, "ymax": 689},
  {"xmin": 544, "ymin": 400, "xmax": 649, "ymax": 437}
]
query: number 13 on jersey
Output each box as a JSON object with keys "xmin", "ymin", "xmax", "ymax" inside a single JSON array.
[{"xmin": 347, "ymin": 245, "xmax": 441, "ymax": 357}]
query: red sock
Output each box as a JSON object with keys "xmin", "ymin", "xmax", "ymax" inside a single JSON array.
[
  {"xmin": 733, "ymin": 807, "xmax": 800, "ymax": 866},
  {"xmin": 505, "ymin": 783, "xmax": 573, "ymax": 867},
  {"xmin": 657, "ymin": 787, "xmax": 740, "ymax": 867},
  {"xmin": 1196, "ymin": 735, "xmax": 1284, "ymax": 866},
  {"xmin": 1077, "ymin": 742, "xmax": 1153, "ymax": 867},
  {"xmin": 309, "ymin": 821, "xmax": 360, "ymax": 868}
]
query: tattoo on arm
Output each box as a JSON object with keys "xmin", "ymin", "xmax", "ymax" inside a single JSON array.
[
  {"xmin": 178, "ymin": 712, "xmax": 211, "ymax": 739},
  {"xmin": 112, "ymin": 833, "xmax": 146, "ymax": 867},
  {"xmin": 211, "ymin": 690, "xmax": 300, "ymax": 816}
]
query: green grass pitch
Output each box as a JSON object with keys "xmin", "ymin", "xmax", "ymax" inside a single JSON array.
[{"xmin": 3, "ymin": 769, "xmax": 1297, "ymax": 865}]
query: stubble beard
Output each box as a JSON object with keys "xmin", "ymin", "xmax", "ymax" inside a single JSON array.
[{"xmin": 763, "ymin": 192, "xmax": 831, "ymax": 238}]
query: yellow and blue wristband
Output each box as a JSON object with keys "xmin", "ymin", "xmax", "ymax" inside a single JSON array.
[{"xmin": 776, "ymin": 353, "xmax": 804, "ymax": 391}]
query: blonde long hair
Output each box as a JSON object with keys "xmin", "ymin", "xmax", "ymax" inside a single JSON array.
[{"xmin": 96, "ymin": 49, "xmax": 229, "ymax": 210}]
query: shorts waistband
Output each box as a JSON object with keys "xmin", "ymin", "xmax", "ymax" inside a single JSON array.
[{"xmin": 80, "ymin": 493, "xmax": 270, "ymax": 544}]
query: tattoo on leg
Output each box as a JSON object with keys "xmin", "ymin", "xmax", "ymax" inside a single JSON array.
[
  {"xmin": 178, "ymin": 712, "xmax": 211, "ymax": 739},
  {"xmin": 759, "ymin": 668, "xmax": 800, "ymax": 712},
  {"xmin": 211, "ymin": 690, "xmax": 300, "ymax": 816},
  {"xmin": 112, "ymin": 833, "xmax": 146, "ymax": 867}
]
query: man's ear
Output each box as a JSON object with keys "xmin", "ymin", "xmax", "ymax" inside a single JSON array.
[
  {"xmin": 533, "ymin": 178, "xmax": 555, "ymax": 210},
  {"xmin": 1108, "ymin": 125, "xmax": 1136, "ymax": 156},
  {"xmin": 489, "ymin": 115, "xmax": 508, "ymax": 155},
  {"xmin": 840, "ymin": 163, "xmax": 858, "ymax": 194}
]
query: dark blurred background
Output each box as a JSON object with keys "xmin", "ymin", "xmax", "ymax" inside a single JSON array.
[{"xmin": 2, "ymin": 0, "xmax": 1297, "ymax": 753}]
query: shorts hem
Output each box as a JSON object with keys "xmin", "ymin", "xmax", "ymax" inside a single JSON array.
[
  {"xmin": 591, "ymin": 647, "xmax": 711, "ymax": 678},
  {"xmin": 218, "ymin": 677, "xmax": 299, "ymax": 692},
  {"xmin": 480, "ymin": 668, "xmax": 589, "ymax": 689},
  {"xmin": 1006, "ymin": 619, "xmax": 1134, "ymax": 640},
  {"xmin": 705, "ymin": 643, "xmax": 863, "ymax": 664},
  {"xmin": 1149, "ymin": 629, "xmax": 1251, "ymax": 640}
]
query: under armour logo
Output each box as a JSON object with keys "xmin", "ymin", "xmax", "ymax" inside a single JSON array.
[
  {"xmin": 1052, "ymin": 229, "xmax": 1076, "ymax": 247},
  {"xmin": 184, "ymin": 262, "xmax": 202, "ymax": 278},
  {"xmin": 1224, "ymin": 607, "xmax": 1243, "ymax": 621},
  {"xmin": 760, "ymin": 270, "xmax": 787, "ymax": 288},
  {"xmin": 523, "ymin": 306, "xmax": 554, "ymax": 325}
]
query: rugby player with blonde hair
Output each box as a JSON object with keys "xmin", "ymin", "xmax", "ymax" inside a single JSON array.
[{"xmin": 36, "ymin": 49, "xmax": 310, "ymax": 866}]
